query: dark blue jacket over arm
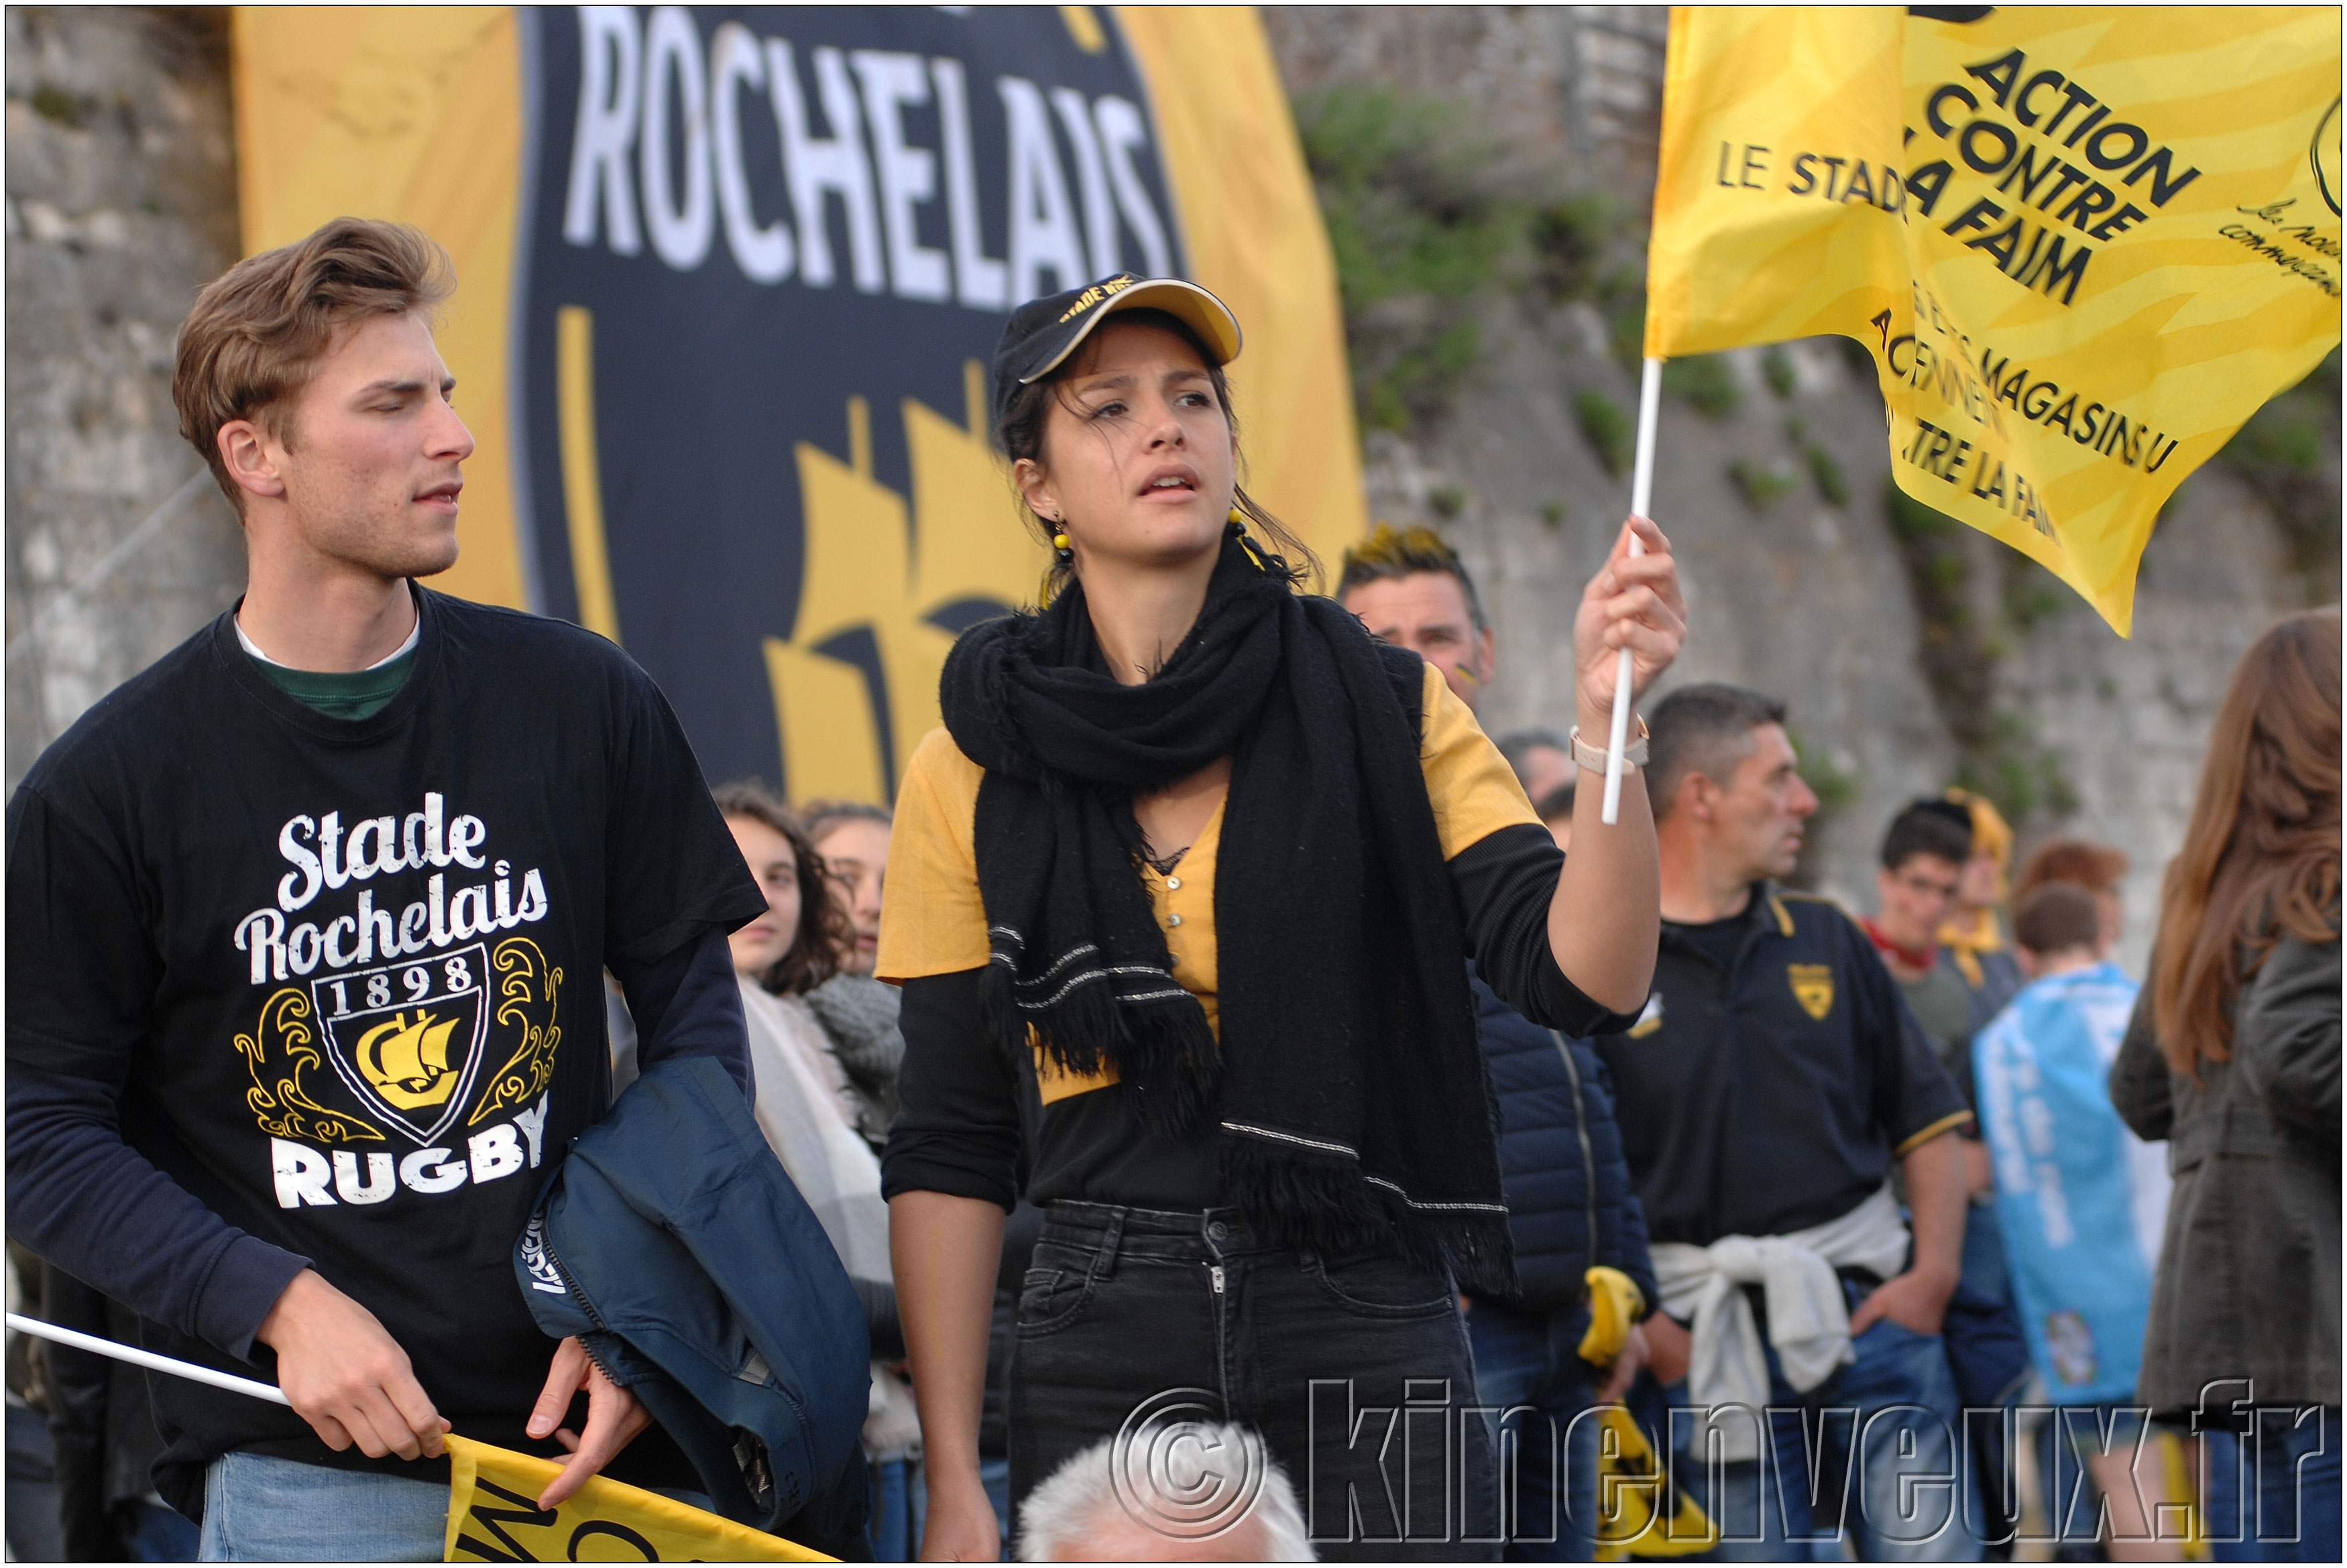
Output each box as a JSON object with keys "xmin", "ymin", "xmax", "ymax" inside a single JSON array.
[
  {"xmin": 1469, "ymin": 973, "xmax": 1658, "ymax": 1316},
  {"xmin": 517, "ymin": 1055, "xmax": 870, "ymax": 1556}
]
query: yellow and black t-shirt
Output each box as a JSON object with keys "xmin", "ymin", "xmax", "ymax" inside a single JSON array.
[{"xmin": 878, "ymin": 660, "xmax": 1637, "ymax": 1213}]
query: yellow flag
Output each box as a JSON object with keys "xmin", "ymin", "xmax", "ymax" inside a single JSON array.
[
  {"xmin": 441, "ymin": 1435, "xmax": 835, "ymax": 1563},
  {"xmin": 1591, "ymin": 1407, "xmax": 1715, "ymax": 1560},
  {"xmin": 1647, "ymin": 6, "xmax": 2342, "ymax": 634}
]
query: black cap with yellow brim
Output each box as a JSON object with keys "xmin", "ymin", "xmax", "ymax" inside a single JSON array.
[{"xmin": 990, "ymin": 274, "xmax": 1243, "ymax": 433}]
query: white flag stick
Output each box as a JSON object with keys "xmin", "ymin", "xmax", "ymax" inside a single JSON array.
[
  {"xmin": 1601, "ymin": 355, "xmax": 1665, "ymax": 825},
  {"xmin": 7, "ymin": 1312, "xmax": 292, "ymax": 1406}
]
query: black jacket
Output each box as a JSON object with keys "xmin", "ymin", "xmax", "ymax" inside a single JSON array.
[{"xmin": 1469, "ymin": 973, "xmax": 1658, "ymax": 1316}]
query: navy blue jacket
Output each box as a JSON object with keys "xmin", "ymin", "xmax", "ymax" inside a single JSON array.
[
  {"xmin": 1470, "ymin": 973, "xmax": 1658, "ymax": 1317},
  {"xmin": 516, "ymin": 1057, "xmax": 870, "ymax": 1555}
]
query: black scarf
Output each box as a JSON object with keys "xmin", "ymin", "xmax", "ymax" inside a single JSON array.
[{"xmin": 939, "ymin": 536, "xmax": 1514, "ymax": 1292}]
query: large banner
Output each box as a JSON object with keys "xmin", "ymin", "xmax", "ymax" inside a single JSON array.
[
  {"xmin": 1645, "ymin": 6, "xmax": 2341, "ymax": 634},
  {"xmin": 233, "ymin": 6, "xmax": 1361, "ymax": 799}
]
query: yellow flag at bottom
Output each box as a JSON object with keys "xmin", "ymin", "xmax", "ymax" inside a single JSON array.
[
  {"xmin": 441, "ymin": 1435, "xmax": 836, "ymax": 1563},
  {"xmin": 1593, "ymin": 1407, "xmax": 1716, "ymax": 1560}
]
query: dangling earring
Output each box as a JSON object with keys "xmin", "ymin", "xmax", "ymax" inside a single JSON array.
[
  {"xmin": 1230, "ymin": 503, "xmax": 1279, "ymax": 575},
  {"xmin": 1051, "ymin": 518, "xmax": 1074, "ymax": 567}
]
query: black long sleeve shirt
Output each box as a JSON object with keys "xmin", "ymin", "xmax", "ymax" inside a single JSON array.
[{"xmin": 882, "ymin": 823, "xmax": 1636, "ymax": 1212}]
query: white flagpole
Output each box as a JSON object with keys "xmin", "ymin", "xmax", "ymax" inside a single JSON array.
[
  {"xmin": 1601, "ymin": 355, "xmax": 1664, "ymax": 825},
  {"xmin": 7, "ymin": 1312, "xmax": 292, "ymax": 1406}
]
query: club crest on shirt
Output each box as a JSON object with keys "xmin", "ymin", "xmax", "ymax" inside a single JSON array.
[
  {"xmin": 237, "ymin": 937, "xmax": 565, "ymax": 1211},
  {"xmin": 1788, "ymin": 963, "xmax": 1835, "ymax": 1020},
  {"xmin": 1627, "ymin": 991, "xmax": 1665, "ymax": 1039},
  {"xmin": 309, "ymin": 945, "xmax": 492, "ymax": 1145},
  {"xmin": 238, "ymin": 935, "xmax": 565, "ymax": 1156},
  {"xmin": 231, "ymin": 794, "xmax": 571, "ymax": 1209}
]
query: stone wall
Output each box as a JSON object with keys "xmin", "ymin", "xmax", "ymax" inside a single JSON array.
[
  {"xmin": 1264, "ymin": 5, "xmax": 2331, "ymax": 970},
  {"xmin": 5, "ymin": 6, "xmax": 246, "ymax": 792}
]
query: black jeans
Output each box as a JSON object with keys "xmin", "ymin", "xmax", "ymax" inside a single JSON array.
[{"xmin": 1007, "ymin": 1201, "xmax": 1501, "ymax": 1562}]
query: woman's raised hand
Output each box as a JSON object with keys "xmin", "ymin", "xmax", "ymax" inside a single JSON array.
[{"xmin": 1572, "ymin": 514, "xmax": 1686, "ymax": 729}]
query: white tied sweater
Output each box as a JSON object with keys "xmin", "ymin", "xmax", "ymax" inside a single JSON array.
[{"xmin": 1648, "ymin": 1183, "xmax": 1912, "ymax": 1463}]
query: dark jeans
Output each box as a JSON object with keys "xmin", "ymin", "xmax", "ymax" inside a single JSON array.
[
  {"xmin": 1465, "ymin": 1299, "xmax": 1602, "ymax": 1561},
  {"xmin": 125, "ymin": 1500, "xmax": 201, "ymax": 1562},
  {"xmin": 1678, "ymin": 1280, "xmax": 1981, "ymax": 1563},
  {"xmin": 2205, "ymin": 1408, "xmax": 2342, "ymax": 1563},
  {"xmin": 1957, "ymin": 1200, "xmax": 2010, "ymax": 1308},
  {"xmin": 1007, "ymin": 1201, "xmax": 1499, "ymax": 1562}
]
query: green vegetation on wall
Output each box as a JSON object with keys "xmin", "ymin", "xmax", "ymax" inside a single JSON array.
[
  {"xmin": 1805, "ymin": 443, "xmax": 1849, "ymax": 505},
  {"xmin": 2217, "ymin": 347, "xmax": 2341, "ymax": 603},
  {"xmin": 1728, "ymin": 457, "xmax": 1797, "ymax": 508},
  {"xmin": 1662, "ymin": 355, "xmax": 1739, "ymax": 418},
  {"xmin": 1294, "ymin": 84, "xmax": 1640, "ymax": 438},
  {"xmin": 1296, "ymin": 83, "xmax": 1755, "ymax": 465},
  {"xmin": 1883, "ymin": 481, "xmax": 2077, "ymax": 826},
  {"xmin": 1295, "ymin": 86, "xmax": 1518, "ymax": 434},
  {"xmin": 1575, "ymin": 391, "xmax": 1631, "ymax": 475}
]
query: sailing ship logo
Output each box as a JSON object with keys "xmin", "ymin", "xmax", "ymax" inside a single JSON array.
[
  {"xmin": 310, "ymin": 943, "xmax": 491, "ymax": 1145},
  {"xmin": 357, "ymin": 1010, "xmax": 463, "ymax": 1110}
]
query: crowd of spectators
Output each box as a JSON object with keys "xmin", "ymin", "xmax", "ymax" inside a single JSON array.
[{"xmin": 3, "ymin": 221, "xmax": 2334, "ymax": 1565}]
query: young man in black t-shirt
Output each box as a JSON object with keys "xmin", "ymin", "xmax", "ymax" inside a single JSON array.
[
  {"xmin": 5, "ymin": 219, "xmax": 766, "ymax": 1559},
  {"xmin": 1595, "ymin": 683, "xmax": 1982, "ymax": 1563}
]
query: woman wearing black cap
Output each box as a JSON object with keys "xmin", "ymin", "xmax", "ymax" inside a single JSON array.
[{"xmin": 878, "ymin": 273, "xmax": 1684, "ymax": 1561}]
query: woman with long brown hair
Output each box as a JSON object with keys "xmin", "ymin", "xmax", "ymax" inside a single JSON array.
[{"xmin": 2112, "ymin": 607, "xmax": 2340, "ymax": 1563}]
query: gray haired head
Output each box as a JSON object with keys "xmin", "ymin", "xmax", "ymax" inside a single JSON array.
[{"xmin": 1014, "ymin": 1422, "xmax": 1314, "ymax": 1562}]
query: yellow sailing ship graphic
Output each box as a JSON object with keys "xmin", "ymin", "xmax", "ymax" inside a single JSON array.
[
  {"xmin": 356, "ymin": 1010, "xmax": 463, "ymax": 1110},
  {"xmin": 310, "ymin": 943, "xmax": 492, "ymax": 1146}
]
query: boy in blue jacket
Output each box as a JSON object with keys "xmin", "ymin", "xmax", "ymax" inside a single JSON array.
[
  {"xmin": 1341, "ymin": 525, "xmax": 1657, "ymax": 1561},
  {"xmin": 1973, "ymin": 880, "xmax": 2179, "ymax": 1549}
]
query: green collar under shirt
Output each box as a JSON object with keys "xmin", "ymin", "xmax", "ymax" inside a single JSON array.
[{"xmin": 237, "ymin": 615, "xmax": 418, "ymax": 721}]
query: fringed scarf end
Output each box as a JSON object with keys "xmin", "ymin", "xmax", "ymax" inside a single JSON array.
[
  {"xmin": 984, "ymin": 962, "xmax": 1220, "ymax": 1140},
  {"xmin": 1108, "ymin": 1001, "xmax": 1222, "ymax": 1138},
  {"xmin": 1220, "ymin": 1138, "xmax": 1518, "ymax": 1298}
]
